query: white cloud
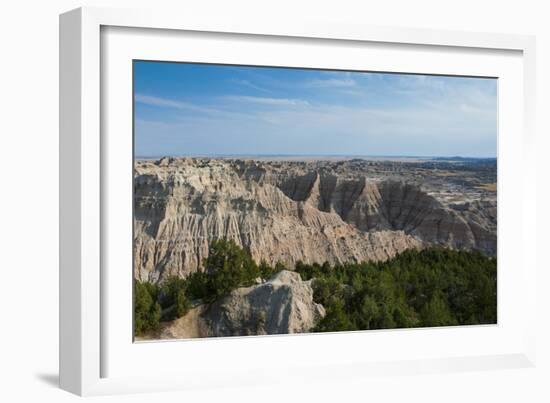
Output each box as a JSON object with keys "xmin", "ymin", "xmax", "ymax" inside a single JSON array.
[
  {"xmin": 136, "ymin": 94, "xmax": 190, "ymax": 109},
  {"xmin": 304, "ymin": 77, "xmax": 357, "ymax": 88},
  {"xmin": 136, "ymin": 94, "xmax": 258, "ymax": 122},
  {"xmin": 135, "ymin": 94, "xmax": 220, "ymax": 114},
  {"xmin": 136, "ymin": 98, "xmax": 496, "ymax": 157},
  {"xmin": 135, "ymin": 75, "xmax": 497, "ymax": 158},
  {"xmin": 233, "ymin": 79, "xmax": 272, "ymax": 93},
  {"xmin": 223, "ymin": 95, "xmax": 310, "ymax": 106}
]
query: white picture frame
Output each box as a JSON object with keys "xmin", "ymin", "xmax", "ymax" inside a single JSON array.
[{"xmin": 59, "ymin": 6, "xmax": 537, "ymax": 396}]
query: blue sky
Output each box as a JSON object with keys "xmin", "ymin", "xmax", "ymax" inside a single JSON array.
[{"xmin": 134, "ymin": 61, "xmax": 497, "ymax": 158}]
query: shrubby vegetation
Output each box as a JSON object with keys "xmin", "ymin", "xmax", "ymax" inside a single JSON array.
[
  {"xmin": 135, "ymin": 240, "xmax": 497, "ymax": 336},
  {"xmin": 186, "ymin": 239, "xmax": 264, "ymax": 302},
  {"xmin": 134, "ymin": 239, "xmax": 272, "ymax": 335},
  {"xmin": 134, "ymin": 281, "xmax": 161, "ymax": 335},
  {"xmin": 295, "ymin": 248, "xmax": 496, "ymax": 332}
]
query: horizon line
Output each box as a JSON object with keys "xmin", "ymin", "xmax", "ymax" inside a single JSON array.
[{"xmin": 134, "ymin": 153, "xmax": 497, "ymax": 159}]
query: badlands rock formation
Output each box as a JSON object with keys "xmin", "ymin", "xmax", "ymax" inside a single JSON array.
[
  {"xmin": 204, "ymin": 270, "xmax": 325, "ymax": 336},
  {"xmin": 159, "ymin": 270, "xmax": 325, "ymax": 338},
  {"xmin": 134, "ymin": 157, "xmax": 496, "ymax": 283}
]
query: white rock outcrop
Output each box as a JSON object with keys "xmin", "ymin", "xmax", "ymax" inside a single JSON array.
[
  {"xmin": 158, "ymin": 270, "xmax": 325, "ymax": 338},
  {"xmin": 203, "ymin": 270, "xmax": 325, "ymax": 336}
]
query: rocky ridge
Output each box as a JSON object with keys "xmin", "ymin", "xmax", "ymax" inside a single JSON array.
[
  {"xmin": 158, "ymin": 270, "xmax": 325, "ymax": 339},
  {"xmin": 134, "ymin": 157, "xmax": 496, "ymax": 283}
]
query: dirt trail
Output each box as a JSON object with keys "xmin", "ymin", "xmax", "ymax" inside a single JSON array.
[{"xmin": 158, "ymin": 306, "xmax": 207, "ymax": 339}]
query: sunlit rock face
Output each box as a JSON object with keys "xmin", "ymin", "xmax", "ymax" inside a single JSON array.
[
  {"xmin": 157, "ymin": 270, "xmax": 326, "ymax": 339},
  {"xmin": 134, "ymin": 157, "xmax": 496, "ymax": 283},
  {"xmin": 203, "ymin": 270, "xmax": 326, "ymax": 337}
]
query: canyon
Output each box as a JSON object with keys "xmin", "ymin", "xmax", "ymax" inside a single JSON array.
[{"xmin": 133, "ymin": 156, "xmax": 497, "ymax": 284}]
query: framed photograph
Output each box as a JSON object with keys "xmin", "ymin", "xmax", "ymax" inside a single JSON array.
[{"xmin": 60, "ymin": 7, "xmax": 537, "ymax": 396}]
